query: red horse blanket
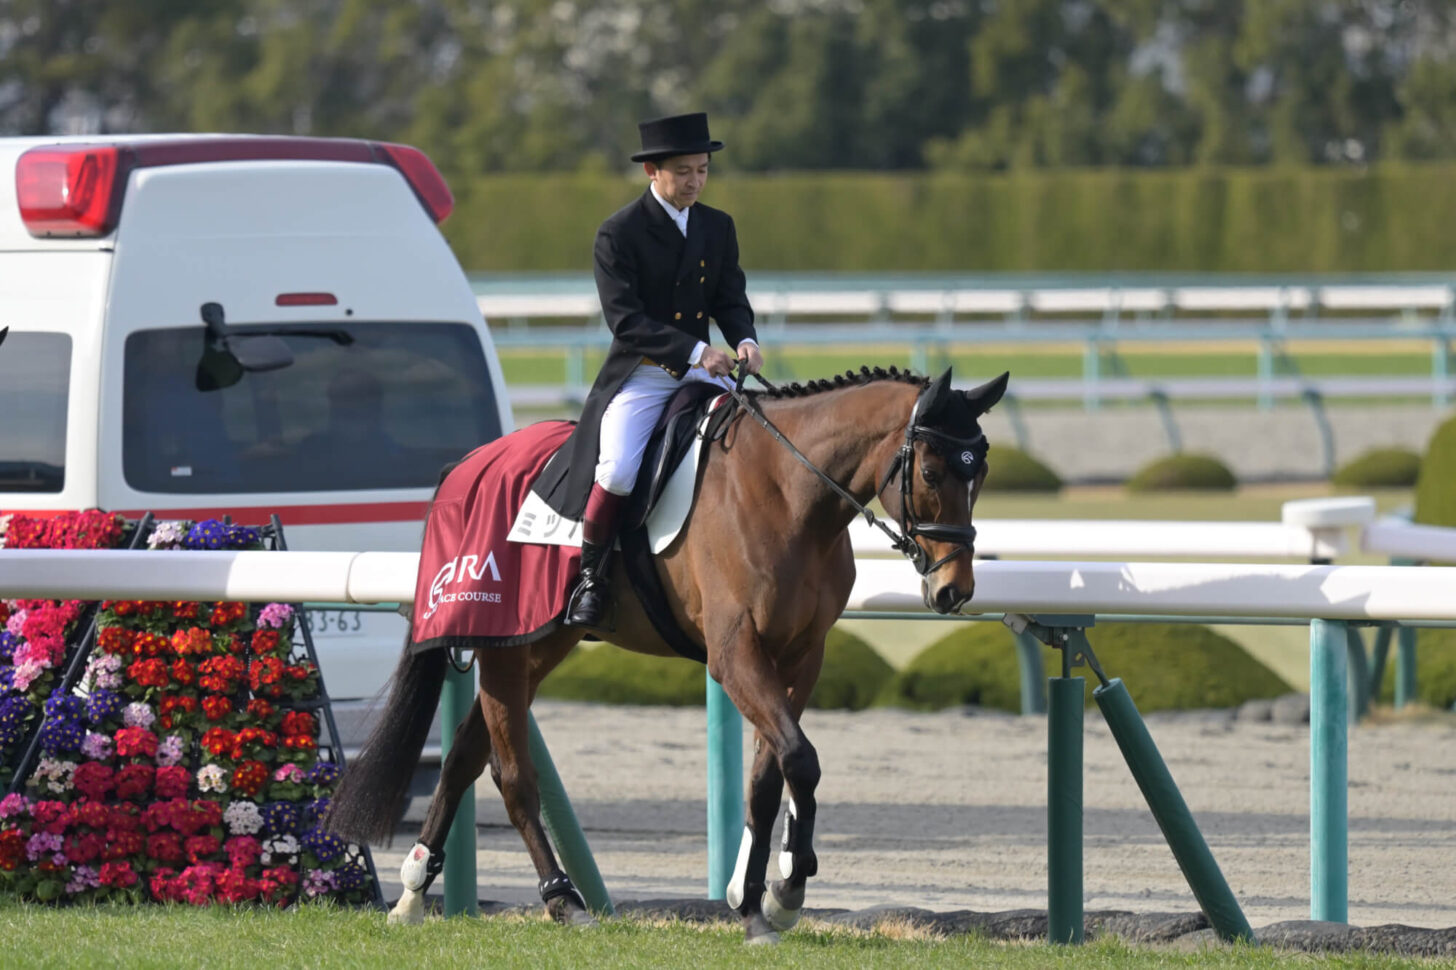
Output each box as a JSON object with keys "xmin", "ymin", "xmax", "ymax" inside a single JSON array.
[{"xmin": 410, "ymin": 421, "xmax": 581, "ymax": 651}]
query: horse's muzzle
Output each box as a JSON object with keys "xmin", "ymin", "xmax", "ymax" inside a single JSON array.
[{"xmin": 924, "ymin": 580, "xmax": 972, "ymax": 615}]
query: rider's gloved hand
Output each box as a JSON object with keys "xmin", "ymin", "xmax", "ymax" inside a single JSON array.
[
  {"xmin": 736, "ymin": 341, "xmax": 763, "ymax": 376},
  {"xmin": 699, "ymin": 346, "xmax": 735, "ymax": 377}
]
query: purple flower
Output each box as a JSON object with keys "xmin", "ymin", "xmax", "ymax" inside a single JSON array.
[
  {"xmin": 26, "ymin": 831, "xmax": 62, "ymax": 861},
  {"xmin": 43, "ymin": 691, "xmax": 85, "ymax": 721},
  {"xmin": 256, "ymin": 604, "xmax": 294, "ymax": 630},
  {"xmin": 86, "ymin": 689, "xmax": 123, "ymax": 726},
  {"xmin": 38, "ymin": 715, "xmax": 82, "ymax": 755},
  {"xmin": 261, "ymin": 801, "xmax": 301, "ymax": 835},
  {"xmin": 334, "ymin": 861, "xmax": 368, "ymax": 891},
  {"xmin": 307, "ymin": 762, "xmax": 339, "ymax": 788},
  {"xmin": 299, "ymin": 826, "xmax": 345, "ymax": 864},
  {"xmin": 80, "ymin": 731, "xmax": 113, "ymax": 760},
  {"xmin": 302, "ymin": 868, "xmax": 338, "ymax": 897},
  {"xmin": 0, "ymin": 793, "xmax": 32, "ymax": 820},
  {"xmin": 0, "ymin": 630, "xmax": 19, "ymax": 663}
]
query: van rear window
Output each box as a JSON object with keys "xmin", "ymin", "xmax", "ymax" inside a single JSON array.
[
  {"xmin": 122, "ymin": 323, "xmax": 502, "ymax": 494},
  {"xmin": 0, "ymin": 332, "xmax": 70, "ymax": 493}
]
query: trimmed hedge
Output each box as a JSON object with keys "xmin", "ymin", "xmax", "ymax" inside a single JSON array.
[
  {"xmin": 983, "ymin": 447, "xmax": 1062, "ymax": 493},
  {"xmin": 1127, "ymin": 454, "xmax": 1237, "ymax": 492},
  {"xmin": 1376, "ymin": 630, "xmax": 1456, "ymax": 709},
  {"xmin": 1331, "ymin": 447, "xmax": 1421, "ymax": 489},
  {"xmin": 536, "ymin": 627, "xmax": 892, "ymax": 709},
  {"xmin": 880, "ymin": 622, "xmax": 1291, "ymax": 713},
  {"xmin": 444, "ymin": 164, "xmax": 1456, "ymax": 273},
  {"xmin": 1415, "ymin": 415, "xmax": 1456, "ymax": 532}
]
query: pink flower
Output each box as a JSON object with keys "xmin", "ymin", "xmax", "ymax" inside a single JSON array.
[{"xmin": 272, "ymin": 763, "xmax": 305, "ymax": 784}]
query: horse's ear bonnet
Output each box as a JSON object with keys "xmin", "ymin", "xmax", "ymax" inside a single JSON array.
[{"xmin": 914, "ymin": 368, "xmax": 1002, "ymax": 481}]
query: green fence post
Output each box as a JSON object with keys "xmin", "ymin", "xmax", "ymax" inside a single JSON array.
[
  {"xmin": 528, "ymin": 712, "xmax": 614, "ymax": 916},
  {"xmin": 1016, "ymin": 630, "xmax": 1048, "ymax": 715},
  {"xmin": 439, "ymin": 655, "xmax": 479, "ymax": 918},
  {"xmin": 1344, "ymin": 626, "xmax": 1370, "ymax": 721},
  {"xmin": 1368, "ymin": 625, "xmax": 1393, "ymax": 702},
  {"xmin": 1310, "ymin": 618, "xmax": 1349, "ymax": 923},
  {"xmin": 1093, "ymin": 676, "xmax": 1256, "ymax": 944},
  {"xmin": 1047, "ymin": 676, "xmax": 1084, "ymax": 944},
  {"xmin": 706, "ymin": 672, "xmax": 745, "ymax": 899},
  {"xmin": 1396, "ymin": 625, "xmax": 1418, "ymax": 710}
]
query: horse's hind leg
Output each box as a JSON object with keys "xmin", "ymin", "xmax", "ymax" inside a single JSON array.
[
  {"xmin": 478, "ymin": 641, "xmax": 597, "ymax": 926},
  {"xmin": 389, "ymin": 670, "xmax": 492, "ymax": 925}
]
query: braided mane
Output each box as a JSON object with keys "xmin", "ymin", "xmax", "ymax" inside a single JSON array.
[{"xmin": 751, "ymin": 365, "xmax": 929, "ymax": 400}]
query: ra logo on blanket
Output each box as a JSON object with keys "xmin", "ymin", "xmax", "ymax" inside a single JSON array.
[{"xmin": 424, "ymin": 551, "xmax": 504, "ymax": 618}]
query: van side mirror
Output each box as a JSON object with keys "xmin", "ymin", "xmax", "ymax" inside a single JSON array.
[
  {"xmin": 195, "ymin": 302, "xmax": 294, "ymax": 391},
  {"xmin": 0, "ymin": 326, "xmax": 8, "ymax": 349}
]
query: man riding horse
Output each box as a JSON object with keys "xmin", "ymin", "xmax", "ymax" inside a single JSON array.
[{"xmin": 531, "ymin": 111, "xmax": 764, "ymax": 628}]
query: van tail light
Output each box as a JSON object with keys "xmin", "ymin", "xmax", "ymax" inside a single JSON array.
[
  {"xmin": 15, "ymin": 137, "xmax": 453, "ymax": 237},
  {"xmin": 276, "ymin": 292, "xmax": 338, "ymax": 306},
  {"xmin": 16, "ymin": 145, "xmax": 129, "ymax": 237},
  {"xmin": 372, "ymin": 142, "xmax": 454, "ymax": 224}
]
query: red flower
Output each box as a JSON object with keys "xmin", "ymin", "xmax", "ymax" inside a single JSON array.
[
  {"xmin": 173, "ymin": 600, "xmax": 200, "ymax": 621},
  {"xmin": 201, "ymin": 728, "xmax": 236, "ymax": 758},
  {"xmin": 0, "ymin": 830, "xmax": 25, "ymax": 871},
  {"xmin": 231, "ymin": 761, "xmax": 269, "ymax": 798},
  {"xmin": 249, "ymin": 656, "xmax": 284, "ymax": 695},
  {"xmin": 114, "ymin": 763, "xmax": 156, "ymax": 801},
  {"xmin": 149, "ymin": 867, "xmax": 178, "ymax": 902},
  {"xmin": 64, "ymin": 831, "xmax": 106, "ymax": 865},
  {"xmin": 283, "ymin": 735, "xmax": 317, "ymax": 752},
  {"xmin": 169, "ymin": 658, "xmax": 196, "ymax": 687},
  {"xmin": 154, "ymin": 765, "xmax": 190, "ymax": 800},
  {"xmin": 71, "ymin": 799, "xmax": 111, "ymax": 830},
  {"xmin": 259, "ymin": 865, "xmax": 299, "ymax": 906},
  {"xmin": 146, "ymin": 832, "xmax": 185, "ymax": 863},
  {"xmin": 30, "ymin": 800, "xmax": 70, "ymax": 834},
  {"xmin": 224, "ymin": 835, "xmax": 262, "ymax": 869},
  {"xmin": 115, "ymin": 727, "xmax": 159, "ymax": 759},
  {"xmin": 72, "ymin": 762, "xmax": 116, "ymax": 801},
  {"xmin": 184, "ymin": 834, "xmax": 221, "ymax": 864},
  {"xmin": 250, "ymin": 629, "xmax": 282, "ymax": 655},
  {"xmin": 231, "ymin": 727, "xmax": 278, "ymax": 760},
  {"xmin": 215, "ymin": 866, "xmax": 260, "ymax": 903},
  {"xmin": 201, "ymin": 694, "xmax": 232, "ymax": 722},
  {"xmin": 170, "ymin": 627, "xmax": 212, "ymax": 657},
  {"xmin": 127, "ymin": 658, "xmax": 169, "ymax": 689},
  {"xmin": 159, "ymin": 694, "xmax": 199, "ymax": 730},
  {"xmin": 246, "ymin": 698, "xmax": 276, "ymax": 721},
  {"xmin": 99, "ymin": 861, "xmax": 138, "ymax": 888},
  {"xmin": 280, "ymin": 711, "xmax": 316, "ymax": 738},
  {"xmin": 209, "ymin": 601, "xmax": 247, "ymax": 628},
  {"xmin": 97, "ymin": 626, "xmax": 134, "ymax": 655},
  {"xmin": 198, "ymin": 654, "xmax": 245, "ymax": 693},
  {"xmin": 104, "ymin": 830, "xmax": 144, "ymax": 860},
  {"xmin": 108, "ymin": 803, "xmax": 143, "ymax": 832},
  {"xmin": 133, "ymin": 631, "xmax": 169, "ymax": 657}
]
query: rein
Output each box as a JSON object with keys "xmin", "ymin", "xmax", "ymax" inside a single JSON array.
[{"xmin": 720, "ymin": 366, "xmax": 980, "ymax": 578}]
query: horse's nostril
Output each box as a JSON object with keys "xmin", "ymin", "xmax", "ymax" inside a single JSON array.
[{"xmin": 934, "ymin": 585, "xmax": 960, "ymax": 612}]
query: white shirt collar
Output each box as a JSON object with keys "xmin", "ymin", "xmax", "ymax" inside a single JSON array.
[{"xmin": 650, "ymin": 183, "xmax": 690, "ymax": 237}]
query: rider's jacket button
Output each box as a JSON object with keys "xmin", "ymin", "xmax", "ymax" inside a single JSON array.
[
  {"xmin": 696, "ymin": 311, "xmax": 704, "ymax": 319},
  {"xmin": 674, "ymin": 312, "xmax": 682, "ymax": 320},
  {"xmin": 699, "ymin": 276, "xmax": 705, "ymax": 283},
  {"xmin": 700, "ymin": 259, "xmax": 706, "ymax": 267}
]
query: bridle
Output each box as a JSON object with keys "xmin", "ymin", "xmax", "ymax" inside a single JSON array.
[{"xmin": 722, "ymin": 367, "xmax": 985, "ymax": 578}]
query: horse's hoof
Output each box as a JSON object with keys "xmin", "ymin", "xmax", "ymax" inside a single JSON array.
[
  {"xmin": 762, "ymin": 880, "xmax": 804, "ymax": 932},
  {"xmin": 566, "ymin": 908, "xmax": 599, "ymax": 928},
  {"xmin": 547, "ymin": 893, "xmax": 598, "ymax": 927},
  {"xmin": 386, "ymin": 889, "xmax": 425, "ymax": 925},
  {"xmin": 744, "ymin": 911, "xmax": 780, "ymax": 945}
]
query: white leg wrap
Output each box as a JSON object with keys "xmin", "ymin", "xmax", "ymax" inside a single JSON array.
[
  {"xmin": 387, "ymin": 888, "xmax": 425, "ymax": 925},
  {"xmin": 724, "ymin": 826, "xmax": 754, "ymax": 911},
  {"xmin": 400, "ymin": 842, "xmax": 433, "ymax": 892},
  {"xmin": 778, "ymin": 799, "xmax": 798, "ymax": 880}
]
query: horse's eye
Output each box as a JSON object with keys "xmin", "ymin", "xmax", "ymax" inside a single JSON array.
[{"xmin": 921, "ymin": 466, "xmax": 941, "ymax": 487}]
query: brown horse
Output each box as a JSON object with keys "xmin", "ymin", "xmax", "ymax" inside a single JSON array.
[{"xmin": 327, "ymin": 365, "xmax": 1008, "ymax": 943}]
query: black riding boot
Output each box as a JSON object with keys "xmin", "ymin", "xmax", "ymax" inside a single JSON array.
[{"xmin": 565, "ymin": 538, "xmax": 614, "ymax": 627}]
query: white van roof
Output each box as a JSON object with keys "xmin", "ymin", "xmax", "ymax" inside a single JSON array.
[{"xmin": 0, "ymin": 133, "xmax": 452, "ymax": 252}]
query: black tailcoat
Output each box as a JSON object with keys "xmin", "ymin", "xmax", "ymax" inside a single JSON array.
[{"xmin": 531, "ymin": 189, "xmax": 756, "ymax": 518}]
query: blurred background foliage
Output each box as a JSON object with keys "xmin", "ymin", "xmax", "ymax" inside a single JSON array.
[
  {"xmin": 7, "ymin": 0, "xmax": 1456, "ymax": 175},
  {"xmin": 9, "ymin": 2, "xmax": 1456, "ymax": 271}
]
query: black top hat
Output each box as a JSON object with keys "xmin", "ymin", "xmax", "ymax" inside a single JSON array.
[{"xmin": 630, "ymin": 112, "xmax": 724, "ymax": 163}]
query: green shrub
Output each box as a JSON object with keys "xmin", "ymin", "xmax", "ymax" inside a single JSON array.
[
  {"xmin": 1127, "ymin": 453, "xmax": 1237, "ymax": 492},
  {"xmin": 1376, "ymin": 629, "xmax": 1456, "ymax": 709},
  {"xmin": 1331, "ymin": 447, "xmax": 1421, "ymax": 489},
  {"xmin": 538, "ymin": 646, "xmax": 705, "ymax": 706},
  {"xmin": 538, "ymin": 627, "xmax": 893, "ymax": 709},
  {"xmin": 806, "ymin": 628, "xmax": 895, "ymax": 711},
  {"xmin": 1415, "ymin": 414, "xmax": 1456, "ymax": 529},
  {"xmin": 983, "ymin": 447, "xmax": 1062, "ymax": 493},
  {"xmin": 881, "ymin": 622, "xmax": 1291, "ymax": 713}
]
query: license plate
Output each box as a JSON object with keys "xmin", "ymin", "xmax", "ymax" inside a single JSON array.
[{"xmin": 302, "ymin": 609, "xmax": 366, "ymax": 637}]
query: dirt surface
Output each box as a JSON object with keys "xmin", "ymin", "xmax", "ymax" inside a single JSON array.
[{"xmin": 374, "ymin": 699, "xmax": 1456, "ymax": 931}]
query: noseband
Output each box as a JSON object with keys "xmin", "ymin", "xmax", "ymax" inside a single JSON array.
[{"xmin": 724, "ymin": 370, "xmax": 984, "ymax": 579}]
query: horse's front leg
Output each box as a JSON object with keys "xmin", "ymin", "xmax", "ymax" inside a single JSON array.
[
  {"xmin": 712, "ymin": 633, "xmax": 823, "ymax": 944},
  {"xmin": 725, "ymin": 733, "xmax": 785, "ymax": 943}
]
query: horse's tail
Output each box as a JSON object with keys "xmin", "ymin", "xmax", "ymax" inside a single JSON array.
[
  {"xmin": 326, "ymin": 644, "xmax": 447, "ymax": 845},
  {"xmin": 327, "ymin": 462, "xmax": 463, "ymax": 846}
]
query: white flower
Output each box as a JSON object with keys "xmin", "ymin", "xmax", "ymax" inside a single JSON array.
[
  {"xmin": 260, "ymin": 834, "xmax": 300, "ymax": 866},
  {"xmin": 223, "ymin": 800, "xmax": 263, "ymax": 835},
  {"xmin": 197, "ymin": 764, "xmax": 230, "ymax": 793},
  {"xmin": 121, "ymin": 702, "xmax": 156, "ymax": 730},
  {"xmin": 34, "ymin": 758, "xmax": 77, "ymax": 795}
]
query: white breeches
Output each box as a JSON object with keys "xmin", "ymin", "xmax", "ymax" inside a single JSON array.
[{"xmin": 594, "ymin": 364, "xmax": 731, "ymax": 495}]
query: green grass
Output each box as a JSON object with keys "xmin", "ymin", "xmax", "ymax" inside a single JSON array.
[
  {"xmin": 0, "ymin": 902, "xmax": 1443, "ymax": 969},
  {"xmin": 498, "ymin": 346, "xmax": 1439, "ymax": 386}
]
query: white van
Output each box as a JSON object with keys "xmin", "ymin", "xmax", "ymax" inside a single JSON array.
[{"xmin": 0, "ymin": 134, "xmax": 512, "ymax": 769}]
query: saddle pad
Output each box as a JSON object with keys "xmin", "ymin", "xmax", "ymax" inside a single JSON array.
[
  {"xmin": 507, "ymin": 397, "xmax": 723, "ymax": 554},
  {"xmin": 410, "ymin": 420, "xmax": 582, "ymax": 651}
]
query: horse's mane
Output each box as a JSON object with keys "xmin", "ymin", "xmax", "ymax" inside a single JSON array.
[{"xmin": 751, "ymin": 365, "xmax": 929, "ymax": 400}]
